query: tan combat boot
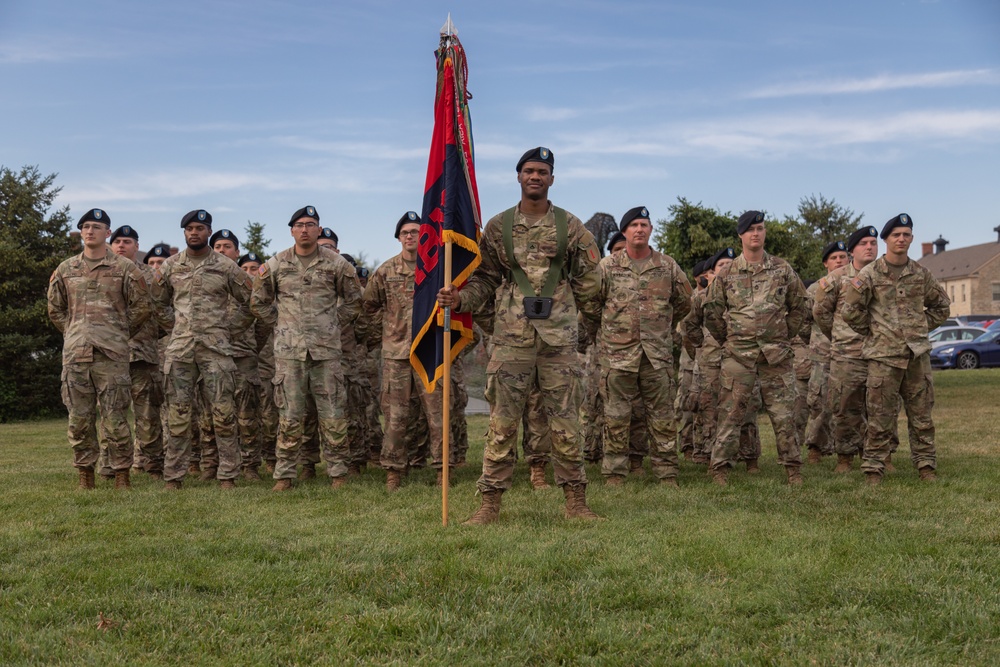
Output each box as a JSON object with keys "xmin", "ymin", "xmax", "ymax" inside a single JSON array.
[
  {"xmin": 745, "ymin": 459, "xmax": 760, "ymax": 474},
  {"xmin": 78, "ymin": 468, "xmax": 96, "ymax": 490},
  {"xmin": 188, "ymin": 462, "xmax": 201, "ymax": 475},
  {"xmin": 529, "ymin": 463, "xmax": 550, "ymax": 490},
  {"xmin": 786, "ymin": 466, "xmax": 803, "ymax": 486},
  {"xmin": 114, "ymin": 470, "xmax": 131, "ymax": 490},
  {"xmin": 463, "ymin": 490, "xmax": 503, "ymax": 526},
  {"xmin": 298, "ymin": 463, "xmax": 316, "ymax": 480},
  {"xmin": 149, "ymin": 471, "xmax": 163, "ymax": 481},
  {"xmin": 710, "ymin": 468, "xmax": 728, "ymax": 487},
  {"xmin": 660, "ymin": 477, "xmax": 679, "ymax": 488},
  {"xmin": 386, "ymin": 470, "xmax": 403, "ymax": 492},
  {"xmin": 807, "ymin": 447, "xmax": 822, "ymax": 464},
  {"xmin": 199, "ymin": 467, "xmax": 217, "ymax": 481},
  {"xmin": 834, "ymin": 455, "xmax": 853, "ymax": 473},
  {"xmin": 272, "ymin": 479, "xmax": 293, "ymax": 492},
  {"xmin": 604, "ymin": 475, "xmax": 624, "ymax": 487},
  {"xmin": 164, "ymin": 480, "xmax": 182, "ymax": 490},
  {"xmin": 884, "ymin": 454, "xmax": 896, "ymax": 473},
  {"xmin": 865, "ymin": 472, "xmax": 882, "ymax": 486},
  {"xmin": 242, "ymin": 466, "xmax": 261, "ymax": 482},
  {"xmin": 629, "ymin": 457, "xmax": 646, "ymax": 476},
  {"xmin": 563, "ymin": 483, "xmax": 601, "ymax": 520},
  {"xmin": 331, "ymin": 476, "xmax": 348, "ymax": 489},
  {"xmin": 219, "ymin": 479, "xmax": 236, "ymax": 490},
  {"xmin": 918, "ymin": 466, "xmax": 938, "ymax": 482},
  {"xmin": 347, "ymin": 463, "xmax": 362, "ymax": 477}
]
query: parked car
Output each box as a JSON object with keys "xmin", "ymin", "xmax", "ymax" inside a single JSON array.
[
  {"xmin": 928, "ymin": 326, "xmax": 988, "ymax": 349},
  {"xmin": 939, "ymin": 315, "xmax": 1000, "ymax": 328},
  {"xmin": 930, "ymin": 330, "xmax": 1000, "ymax": 369}
]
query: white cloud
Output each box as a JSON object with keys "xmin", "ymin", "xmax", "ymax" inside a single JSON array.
[
  {"xmin": 523, "ymin": 106, "xmax": 582, "ymax": 122},
  {"xmin": 746, "ymin": 69, "xmax": 998, "ymax": 99}
]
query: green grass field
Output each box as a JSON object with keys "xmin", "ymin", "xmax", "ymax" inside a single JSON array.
[{"xmin": 2, "ymin": 369, "xmax": 999, "ymax": 665}]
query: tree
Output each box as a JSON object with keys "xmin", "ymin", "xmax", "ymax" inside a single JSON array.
[
  {"xmin": 584, "ymin": 212, "xmax": 618, "ymax": 257},
  {"xmin": 0, "ymin": 166, "xmax": 79, "ymax": 420},
  {"xmin": 243, "ymin": 220, "xmax": 271, "ymax": 259},
  {"xmin": 776, "ymin": 194, "xmax": 865, "ymax": 281},
  {"xmin": 652, "ymin": 197, "xmax": 739, "ymax": 274}
]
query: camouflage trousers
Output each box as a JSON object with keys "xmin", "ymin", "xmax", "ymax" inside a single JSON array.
[
  {"xmin": 259, "ymin": 377, "xmax": 278, "ymax": 466},
  {"xmin": 380, "ymin": 357, "xmax": 445, "ymax": 471},
  {"xmin": 804, "ymin": 360, "xmax": 833, "ymax": 455},
  {"xmin": 828, "ymin": 356, "xmax": 901, "ymax": 458},
  {"xmin": 675, "ymin": 364, "xmax": 696, "ymax": 455},
  {"xmin": 711, "ymin": 353, "xmax": 801, "ymax": 471},
  {"xmin": 163, "ymin": 347, "xmax": 240, "ymax": 482},
  {"xmin": 862, "ymin": 354, "xmax": 936, "ymax": 475},
  {"xmin": 99, "ymin": 360, "xmax": 163, "ymax": 476},
  {"xmin": 450, "ymin": 355, "xmax": 469, "ymax": 465},
  {"xmin": 793, "ymin": 374, "xmax": 809, "ymax": 446},
  {"xmin": 298, "ymin": 374, "xmax": 370, "ymax": 469},
  {"xmin": 696, "ymin": 362, "xmax": 761, "ymax": 463},
  {"xmin": 579, "ymin": 346, "xmax": 604, "ymax": 462},
  {"xmin": 521, "ymin": 382, "xmax": 551, "ymax": 464},
  {"xmin": 61, "ymin": 351, "xmax": 133, "ymax": 472},
  {"xmin": 600, "ymin": 354, "xmax": 678, "ymax": 480},
  {"xmin": 273, "ymin": 356, "xmax": 349, "ymax": 480},
  {"xmin": 480, "ymin": 338, "xmax": 586, "ymax": 492},
  {"xmin": 197, "ymin": 355, "xmax": 261, "ymax": 474}
]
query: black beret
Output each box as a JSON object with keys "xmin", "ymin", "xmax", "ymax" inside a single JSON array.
[
  {"xmin": 77, "ymin": 208, "xmax": 110, "ymax": 229},
  {"xmin": 692, "ymin": 259, "xmax": 706, "ymax": 277},
  {"xmin": 320, "ymin": 227, "xmax": 338, "ymax": 244},
  {"xmin": 821, "ymin": 240, "xmax": 847, "ymax": 262},
  {"xmin": 736, "ymin": 210, "xmax": 765, "ymax": 235},
  {"xmin": 143, "ymin": 243, "xmax": 172, "ymax": 264},
  {"xmin": 394, "ymin": 211, "xmax": 421, "ymax": 239},
  {"xmin": 289, "ymin": 205, "xmax": 320, "ymax": 226},
  {"xmin": 340, "ymin": 253, "xmax": 358, "ymax": 268},
  {"xmin": 606, "ymin": 231, "xmax": 626, "ymax": 253},
  {"xmin": 210, "ymin": 229, "xmax": 239, "ymax": 249},
  {"xmin": 880, "ymin": 213, "xmax": 913, "ymax": 240},
  {"xmin": 237, "ymin": 252, "xmax": 262, "ymax": 267},
  {"xmin": 710, "ymin": 247, "xmax": 736, "ymax": 270},
  {"xmin": 619, "ymin": 206, "xmax": 650, "ymax": 232},
  {"xmin": 516, "ymin": 146, "xmax": 554, "ymax": 173},
  {"xmin": 847, "ymin": 225, "xmax": 879, "ymax": 251},
  {"xmin": 181, "ymin": 209, "xmax": 212, "ymax": 228},
  {"xmin": 109, "ymin": 225, "xmax": 138, "ymax": 243}
]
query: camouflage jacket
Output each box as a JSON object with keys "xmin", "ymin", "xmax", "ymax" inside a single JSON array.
[
  {"xmin": 458, "ymin": 202, "xmax": 602, "ymax": 348},
  {"xmin": 812, "ymin": 262, "xmax": 866, "ymax": 361},
  {"xmin": 842, "ymin": 256, "xmax": 950, "ymax": 367},
  {"xmin": 153, "ymin": 249, "xmax": 253, "ymax": 363},
  {"xmin": 681, "ymin": 288, "xmax": 724, "ymax": 368},
  {"xmin": 362, "ymin": 253, "xmax": 418, "ymax": 361},
  {"xmin": 47, "ymin": 249, "xmax": 152, "ymax": 365},
  {"xmin": 128, "ymin": 262, "xmax": 160, "ymax": 364},
  {"xmin": 703, "ymin": 252, "xmax": 808, "ymax": 369},
  {"xmin": 596, "ymin": 249, "xmax": 691, "ymax": 371},
  {"xmin": 251, "ymin": 246, "xmax": 362, "ymax": 362},
  {"xmin": 805, "ymin": 281, "xmax": 831, "ymax": 364}
]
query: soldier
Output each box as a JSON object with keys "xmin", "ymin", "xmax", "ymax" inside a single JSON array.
[
  {"xmin": 803, "ymin": 241, "xmax": 849, "ymax": 463},
  {"xmin": 703, "ymin": 210, "xmax": 809, "ymax": 486},
  {"xmin": 814, "ymin": 226, "xmax": 881, "ymax": 472},
  {"xmin": 336, "ymin": 253, "xmax": 371, "ymax": 475},
  {"xmin": 252, "ymin": 206, "xmax": 361, "ymax": 490},
  {"xmin": 239, "ymin": 252, "xmax": 279, "ymax": 473},
  {"xmin": 596, "ymin": 206, "xmax": 691, "ymax": 485},
  {"xmin": 363, "ymin": 211, "xmax": 449, "ymax": 490},
  {"xmin": 153, "ymin": 209, "xmax": 253, "ymax": 490},
  {"xmin": 842, "ymin": 214, "xmax": 950, "ymax": 484},
  {"xmin": 47, "ymin": 208, "xmax": 151, "ymax": 489},
  {"xmin": 108, "ymin": 225, "xmax": 164, "ymax": 479},
  {"xmin": 318, "ymin": 227, "xmax": 339, "ymax": 251},
  {"xmin": 675, "ymin": 259, "xmax": 705, "ymax": 461},
  {"xmin": 206, "ymin": 229, "xmax": 265, "ymax": 481},
  {"xmin": 437, "ymin": 146, "xmax": 603, "ymax": 524},
  {"xmin": 143, "ymin": 243, "xmax": 173, "ymax": 449}
]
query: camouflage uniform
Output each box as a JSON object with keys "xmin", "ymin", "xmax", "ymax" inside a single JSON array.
[
  {"xmin": 674, "ymin": 344, "xmax": 697, "ymax": 458},
  {"xmin": 703, "ymin": 252, "xmax": 808, "ymax": 472},
  {"xmin": 521, "ymin": 381, "xmax": 552, "ymax": 465},
  {"xmin": 803, "ymin": 281, "xmax": 833, "ymax": 456},
  {"xmin": 363, "ymin": 253, "xmax": 446, "ymax": 472},
  {"xmin": 363, "ymin": 346, "xmax": 384, "ymax": 464},
  {"xmin": 153, "ymin": 250, "xmax": 253, "ymax": 482},
  {"xmin": 341, "ymin": 313, "xmax": 371, "ymax": 470},
  {"xmin": 790, "ymin": 333, "xmax": 812, "ymax": 445},
  {"xmin": 681, "ymin": 289, "xmax": 723, "ymax": 463},
  {"xmin": 579, "ymin": 343, "xmax": 604, "ymax": 462},
  {"xmin": 257, "ymin": 330, "xmax": 278, "ymax": 469},
  {"xmin": 127, "ymin": 262, "xmax": 164, "ymax": 474},
  {"xmin": 842, "ymin": 257, "xmax": 950, "ymax": 475},
  {"xmin": 48, "ymin": 249, "xmax": 151, "ymax": 473},
  {"xmin": 458, "ymin": 203, "xmax": 601, "ymax": 492},
  {"xmin": 252, "ymin": 246, "xmax": 362, "ymax": 481},
  {"xmin": 596, "ymin": 249, "xmax": 692, "ymax": 480}
]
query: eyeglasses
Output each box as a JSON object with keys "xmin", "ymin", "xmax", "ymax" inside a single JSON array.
[
  {"xmin": 292, "ymin": 222, "xmax": 319, "ymax": 230},
  {"xmin": 398, "ymin": 230, "xmax": 420, "ymax": 238}
]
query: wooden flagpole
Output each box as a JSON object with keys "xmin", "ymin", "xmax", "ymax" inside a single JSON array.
[{"xmin": 441, "ymin": 242, "xmax": 453, "ymax": 526}]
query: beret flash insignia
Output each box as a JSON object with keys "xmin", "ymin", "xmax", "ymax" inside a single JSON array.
[
  {"xmin": 198, "ymin": 210, "xmax": 207, "ymax": 221},
  {"xmin": 93, "ymin": 209, "xmax": 102, "ymax": 219},
  {"xmin": 540, "ymin": 147, "xmax": 550, "ymax": 160},
  {"xmin": 307, "ymin": 206, "xmax": 316, "ymax": 217}
]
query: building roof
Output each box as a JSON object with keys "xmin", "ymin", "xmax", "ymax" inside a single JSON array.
[{"xmin": 917, "ymin": 241, "xmax": 1000, "ymax": 281}]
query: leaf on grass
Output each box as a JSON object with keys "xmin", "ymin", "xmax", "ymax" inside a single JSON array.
[{"xmin": 97, "ymin": 612, "xmax": 119, "ymax": 631}]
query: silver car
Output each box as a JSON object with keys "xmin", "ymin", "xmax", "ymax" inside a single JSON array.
[{"xmin": 928, "ymin": 326, "xmax": 987, "ymax": 349}]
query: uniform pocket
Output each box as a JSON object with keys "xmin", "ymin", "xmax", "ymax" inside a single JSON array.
[{"xmin": 272, "ymin": 374, "xmax": 286, "ymax": 410}]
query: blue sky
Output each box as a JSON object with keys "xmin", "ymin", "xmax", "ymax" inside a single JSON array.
[{"xmin": 2, "ymin": 0, "xmax": 999, "ymax": 265}]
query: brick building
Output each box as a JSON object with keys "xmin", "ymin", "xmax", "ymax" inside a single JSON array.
[{"xmin": 917, "ymin": 227, "xmax": 1000, "ymax": 317}]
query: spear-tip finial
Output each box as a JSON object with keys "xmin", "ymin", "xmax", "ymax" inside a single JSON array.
[{"xmin": 440, "ymin": 13, "xmax": 457, "ymax": 37}]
